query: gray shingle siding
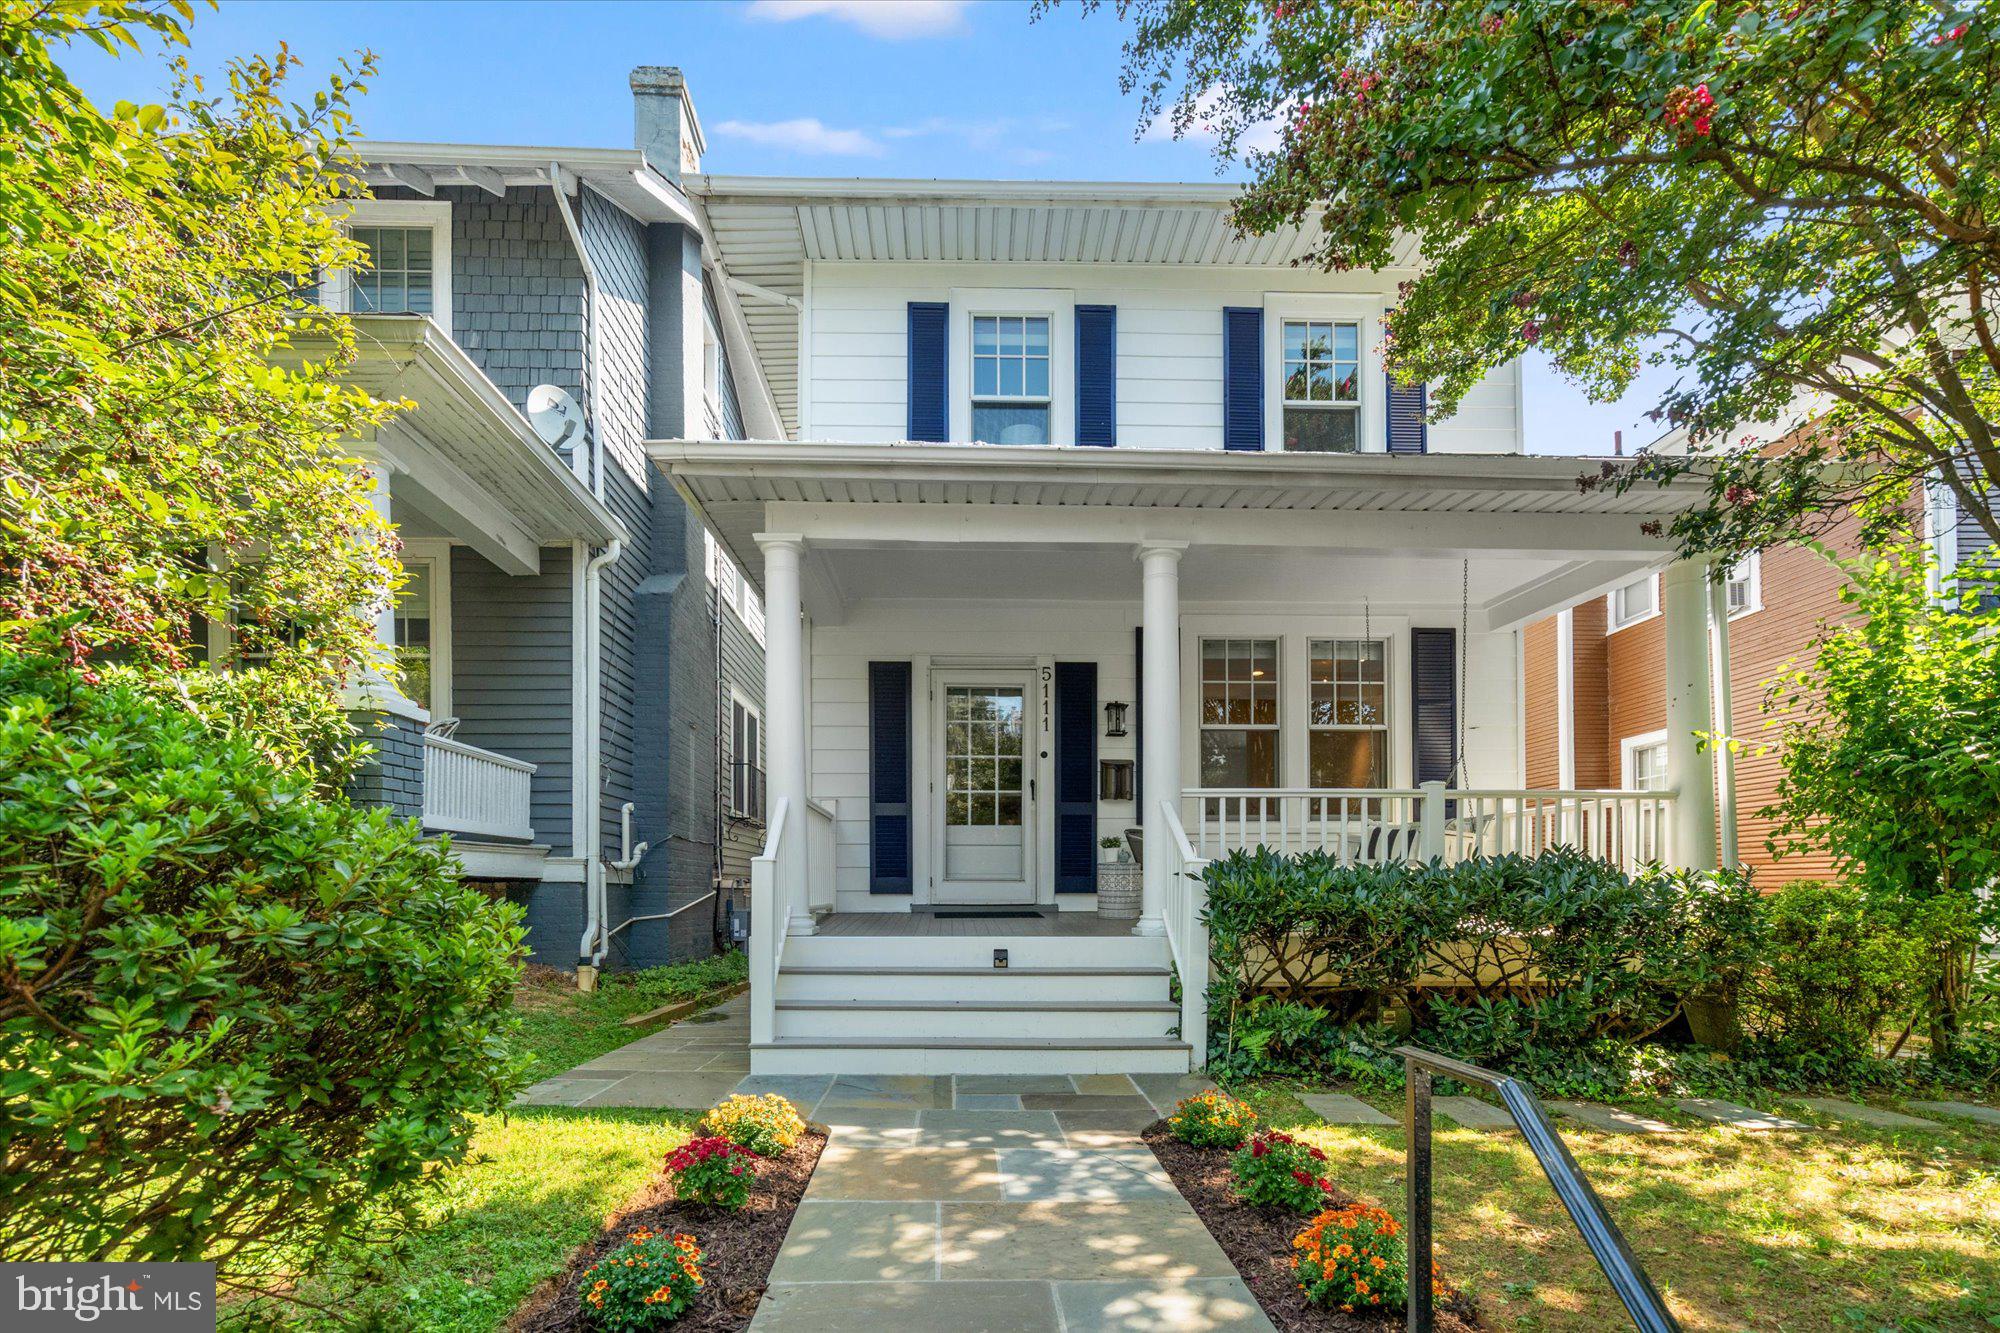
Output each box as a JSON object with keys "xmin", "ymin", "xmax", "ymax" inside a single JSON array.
[{"xmin": 450, "ymin": 543, "xmax": 574, "ymax": 855}]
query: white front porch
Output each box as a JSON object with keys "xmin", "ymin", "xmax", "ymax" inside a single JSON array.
[{"xmin": 653, "ymin": 442, "xmax": 1727, "ymax": 1074}]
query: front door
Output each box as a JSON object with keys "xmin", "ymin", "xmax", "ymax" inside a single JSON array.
[{"xmin": 933, "ymin": 672, "xmax": 1037, "ymax": 903}]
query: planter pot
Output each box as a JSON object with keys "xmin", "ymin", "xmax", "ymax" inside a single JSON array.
[
  {"xmin": 1096, "ymin": 864, "xmax": 1143, "ymax": 919},
  {"xmin": 1684, "ymin": 991, "xmax": 1743, "ymax": 1052}
]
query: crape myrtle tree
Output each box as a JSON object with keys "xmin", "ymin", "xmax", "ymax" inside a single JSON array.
[
  {"xmin": 0, "ymin": 0, "xmax": 401, "ymax": 775},
  {"xmin": 1062, "ymin": 0, "xmax": 1997, "ymax": 565}
]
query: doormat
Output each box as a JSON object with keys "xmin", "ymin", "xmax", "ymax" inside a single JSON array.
[{"xmin": 929, "ymin": 909, "xmax": 1047, "ymax": 920}]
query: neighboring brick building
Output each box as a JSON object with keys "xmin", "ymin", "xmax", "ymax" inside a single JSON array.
[{"xmin": 1524, "ymin": 484, "xmax": 1975, "ymax": 887}]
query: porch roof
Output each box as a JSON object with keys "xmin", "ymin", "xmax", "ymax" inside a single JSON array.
[
  {"xmin": 297, "ymin": 315, "xmax": 627, "ymax": 571},
  {"xmin": 652, "ymin": 436, "xmax": 1704, "ymax": 624}
]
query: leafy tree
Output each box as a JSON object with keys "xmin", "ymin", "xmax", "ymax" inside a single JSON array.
[
  {"xmin": 0, "ymin": 1, "xmax": 398, "ymax": 771},
  {"xmin": 1077, "ymin": 0, "xmax": 1997, "ymax": 561},
  {"xmin": 1764, "ymin": 551, "xmax": 2000, "ymax": 1050}
]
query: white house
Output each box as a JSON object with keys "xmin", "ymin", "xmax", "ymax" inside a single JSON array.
[{"xmin": 650, "ymin": 145, "xmax": 1732, "ymax": 1075}]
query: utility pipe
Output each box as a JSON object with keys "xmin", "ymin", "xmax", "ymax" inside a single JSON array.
[{"xmin": 578, "ymin": 538, "xmax": 624, "ymax": 970}]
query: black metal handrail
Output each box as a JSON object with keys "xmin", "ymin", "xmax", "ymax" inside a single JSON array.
[{"xmin": 1394, "ymin": 1046, "xmax": 1680, "ymax": 1333}]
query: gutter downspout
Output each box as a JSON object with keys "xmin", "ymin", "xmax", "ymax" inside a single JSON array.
[
  {"xmin": 549, "ymin": 163, "xmax": 605, "ymax": 502},
  {"xmin": 583, "ymin": 538, "xmax": 625, "ymax": 970}
]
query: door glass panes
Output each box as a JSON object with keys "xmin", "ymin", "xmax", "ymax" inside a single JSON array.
[
  {"xmin": 1199, "ymin": 638, "xmax": 1279, "ymax": 787},
  {"xmin": 944, "ymin": 686, "xmax": 1026, "ymax": 827},
  {"xmin": 971, "ymin": 314, "xmax": 1052, "ymax": 445},
  {"xmin": 393, "ymin": 562, "xmax": 433, "ymax": 710},
  {"xmin": 350, "ymin": 226, "xmax": 435, "ymax": 315}
]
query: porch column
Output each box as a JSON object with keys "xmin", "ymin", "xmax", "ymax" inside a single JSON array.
[
  {"xmin": 1706, "ymin": 574, "xmax": 1740, "ymax": 868},
  {"xmin": 1662, "ymin": 558, "xmax": 1718, "ymax": 871},
  {"xmin": 1137, "ymin": 541, "xmax": 1186, "ymax": 938},
  {"xmin": 757, "ymin": 533, "xmax": 815, "ymax": 935}
]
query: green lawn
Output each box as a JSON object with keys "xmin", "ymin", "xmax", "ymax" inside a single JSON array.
[
  {"xmin": 1232, "ymin": 1085, "xmax": 2000, "ymax": 1332},
  {"xmin": 229, "ymin": 1107, "xmax": 697, "ymax": 1331},
  {"xmin": 512, "ymin": 950, "xmax": 746, "ymax": 1082}
]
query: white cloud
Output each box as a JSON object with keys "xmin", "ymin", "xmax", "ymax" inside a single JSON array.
[
  {"xmin": 882, "ymin": 115, "xmax": 1070, "ymax": 166},
  {"xmin": 713, "ymin": 117, "xmax": 886, "ymax": 157},
  {"xmin": 744, "ymin": 0, "xmax": 970, "ymax": 39},
  {"xmin": 1142, "ymin": 85, "xmax": 1283, "ymax": 155}
]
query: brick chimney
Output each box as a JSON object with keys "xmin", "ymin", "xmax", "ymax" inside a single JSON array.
[{"xmin": 630, "ymin": 66, "xmax": 703, "ymax": 185}]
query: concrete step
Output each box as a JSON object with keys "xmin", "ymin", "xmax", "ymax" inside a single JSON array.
[
  {"xmin": 781, "ymin": 932, "xmax": 1171, "ymax": 970},
  {"xmin": 777, "ymin": 964, "xmax": 1173, "ymax": 1004},
  {"xmin": 751, "ymin": 1036, "xmax": 1193, "ymax": 1076},
  {"xmin": 775, "ymin": 998, "xmax": 1180, "ymax": 1041}
]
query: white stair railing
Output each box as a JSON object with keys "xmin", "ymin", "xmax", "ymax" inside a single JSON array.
[
  {"xmin": 806, "ymin": 797, "xmax": 837, "ymax": 916},
  {"xmin": 1185, "ymin": 784, "xmax": 1676, "ymax": 874},
  {"xmin": 748, "ymin": 796, "xmax": 790, "ymax": 1048},
  {"xmin": 1159, "ymin": 799, "xmax": 1210, "ymax": 1071},
  {"xmin": 422, "ymin": 735, "xmax": 535, "ymax": 841}
]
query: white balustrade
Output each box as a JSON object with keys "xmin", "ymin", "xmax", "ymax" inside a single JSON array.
[
  {"xmin": 422, "ymin": 735, "xmax": 535, "ymax": 841},
  {"xmin": 806, "ymin": 797, "xmax": 837, "ymax": 916},
  {"xmin": 1185, "ymin": 784, "xmax": 1677, "ymax": 874},
  {"xmin": 749, "ymin": 796, "xmax": 790, "ymax": 1047},
  {"xmin": 1158, "ymin": 800, "xmax": 1209, "ymax": 1066}
]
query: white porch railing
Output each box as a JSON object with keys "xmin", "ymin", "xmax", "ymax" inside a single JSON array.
[
  {"xmin": 1159, "ymin": 801, "xmax": 1210, "ymax": 1065},
  {"xmin": 749, "ymin": 796, "xmax": 790, "ymax": 1047},
  {"xmin": 1187, "ymin": 783, "xmax": 1676, "ymax": 874},
  {"xmin": 806, "ymin": 797, "xmax": 837, "ymax": 916},
  {"xmin": 422, "ymin": 734, "xmax": 536, "ymax": 841}
]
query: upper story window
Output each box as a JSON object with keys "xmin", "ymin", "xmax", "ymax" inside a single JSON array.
[
  {"xmin": 1199, "ymin": 637, "xmax": 1279, "ymax": 788},
  {"xmin": 1281, "ymin": 319, "xmax": 1361, "ymax": 453},
  {"xmin": 1608, "ymin": 573, "xmax": 1658, "ymax": 630},
  {"xmin": 971, "ymin": 314, "xmax": 1051, "ymax": 445},
  {"xmin": 350, "ymin": 226, "xmax": 436, "ymax": 317},
  {"xmin": 321, "ymin": 199, "xmax": 452, "ymax": 338},
  {"xmin": 704, "ymin": 529, "xmax": 766, "ymax": 647},
  {"xmin": 1725, "ymin": 553, "xmax": 1760, "ymax": 617}
]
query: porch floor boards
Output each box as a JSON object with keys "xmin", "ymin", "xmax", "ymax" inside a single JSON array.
[{"xmin": 814, "ymin": 910, "xmax": 1137, "ymax": 938}]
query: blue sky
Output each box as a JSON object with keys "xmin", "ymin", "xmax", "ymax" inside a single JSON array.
[{"xmin": 67, "ymin": 0, "xmax": 1675, "ymax": 453}]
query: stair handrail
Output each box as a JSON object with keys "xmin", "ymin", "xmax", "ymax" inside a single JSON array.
[
  {"xmin": 747, "ymin": 797, "xmax": 790, "ymax": 1048},
  {"xmin": 1393, "ymin": 1046, "xmax": 1681, "ymax": 1333},
  {"xmin": 1159, "ymin": 799, "xmax": 1209, "ymax": 1066}
]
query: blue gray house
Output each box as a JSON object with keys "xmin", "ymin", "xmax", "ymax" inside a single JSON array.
[{"xmin": 301, "ymin": 69, "xmax": 772, "ymax": 976}]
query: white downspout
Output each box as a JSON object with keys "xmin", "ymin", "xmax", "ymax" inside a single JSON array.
[
  {"xmin": 583, "ymin": 538, "xmax": 624, "ymax": 969},
  {"xmin": 549, "ymin": 163, "xmax": 605, "ymax": 502}
]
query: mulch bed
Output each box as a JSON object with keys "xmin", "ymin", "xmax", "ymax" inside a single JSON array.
[
  {"xmin": 1143, "ymin": 1122, "xmax": 1484, "ymax": 1333},
  {"xmin": 509, "ymin": 1127, "xmax": 827, "ymax": 1333}
]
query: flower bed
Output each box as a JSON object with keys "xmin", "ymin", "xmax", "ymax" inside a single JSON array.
[
  {"xmin": 1143, "ymin": 1119, "xmax": 1483, "ymax": 1332},
  {"xmin": 508, "ymin": 1125, "xmax": 827, "ymax": 1332}
]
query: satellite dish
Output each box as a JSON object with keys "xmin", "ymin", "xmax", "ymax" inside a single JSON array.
[{"xmin": 526, "ymin": 384, "xmax": 581, "ymax": 452}]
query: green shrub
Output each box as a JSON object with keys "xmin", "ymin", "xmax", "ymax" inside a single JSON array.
[
  {"xmin": 0, "ymin": 651, "xmax": 528, "ymax": 1266},
  {"xmin": 1748, "ymin": 880, "xmax": 1922, "ymax": 1055}
]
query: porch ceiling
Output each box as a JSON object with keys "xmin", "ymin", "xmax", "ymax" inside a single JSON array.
[
  {"xmin": 648, "ymin": 439, "xmax": 1696, "ymax": 629},
  {"xmin": 294, "ymin": 315, "xmax": 627, "ymax": 572}
]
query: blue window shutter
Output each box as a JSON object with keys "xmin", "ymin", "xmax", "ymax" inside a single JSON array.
[
  {"xmin": 1386, "ymin": 375, "xmax": 1428, "ymax": 454},
  {"xmin": 907, "ymin": 302, "xmax": 948, "ymax": 441},
  {"xmin": 1410, "ymin": 628, "xmax": 1457, "ymax": 788},
  {"xmin": 1075, "ymin": 305, "xmax": 1117, "ymax": 447},
  {"xmin": 1054, "ymin": 662, "xmax": 1098, "ymax": 893},
  {"xmin": 868, "ymin": 661, "xmax": 913, "ymax": 893},
  {"xmin": 1222, "ymin": 306, "xmax": 1264, "ymax": 450}
]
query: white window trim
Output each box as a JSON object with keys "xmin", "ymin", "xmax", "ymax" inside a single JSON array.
[
  {"xmin": 727, "ymin": 687, "xmax": 763, "ymax": 819},
  {"xmin": 1263, "ymin": 293, "xmax": 1383, "ymax": 453},
  {"xmin": 1620, "ymin": 729, "xmax": 1670, "ymax": 790},
  {"xmin": 320, "ymin": 199, "xmax": 453, "ymax": 339},
  {"xmin": 948, "ymin": 287, "xmax": 1074, "ymax": 445},
  {"xmin": 398, "ymin": 540, "xmax": 454, "ymax": 720},
  {"xmin": 1724, "ymin": 552, "xmax": 1762, "ymax": 619},
  {"xmin": 1606, "ymin": 572, "xmax": 1661, "ymax": 632}
]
